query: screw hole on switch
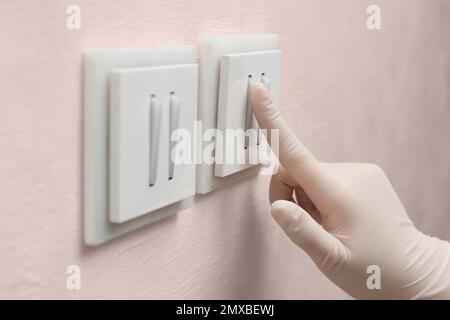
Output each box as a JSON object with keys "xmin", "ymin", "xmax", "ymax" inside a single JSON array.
[
  {"xmin": 170, "ymin": 91, "xmax": 175, "ymax": 95},
  {"xmin": 150, "ymin": 94, "xmax": 156, "ymax": 98},
  {"xmin": 261, "ymin": 73, "xmax": 265, "ymax": 76},
  {"xmin": 168, "ymin": 177, "xmax": 173, "ymax": 181},
  {"xmin": 149, "ymin": 183, "xmax": 154, "ymax": 187},
  {"xmin": 248, "ymin": 75, "xmax": 252, "ymax": 78}
]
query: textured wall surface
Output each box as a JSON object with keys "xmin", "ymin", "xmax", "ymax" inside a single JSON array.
[{"xmin": 1, "ymin": 0, "xmax": 449, "ymax": 299}]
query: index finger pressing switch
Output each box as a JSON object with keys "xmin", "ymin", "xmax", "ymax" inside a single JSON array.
[{"xmin": 109, "ymin": 64, "xmax": 197, "ymax": 224}]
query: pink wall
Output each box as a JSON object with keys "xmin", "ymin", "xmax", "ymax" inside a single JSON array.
[{"xmin": 1, "ymin": 0, "xmax": 449, "ymax": 299}]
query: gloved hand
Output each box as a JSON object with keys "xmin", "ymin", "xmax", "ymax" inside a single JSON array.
[{"xmin": 250, "ymin": 82, "xmax": 450, "ymax": 299}]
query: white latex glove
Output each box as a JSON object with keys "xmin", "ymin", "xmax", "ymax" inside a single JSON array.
[{"xmin": 250, "ymin": 82, "xmax": 450, "ymax": 299}]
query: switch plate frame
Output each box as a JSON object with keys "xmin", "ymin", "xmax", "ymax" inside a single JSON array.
[
  {"xmin": 84, "ymin": 45, "xmax": 196, "ymax": 246},
  {"xmin": 197, "ymin": 34, "xmax": 279, "ymax": 194}
]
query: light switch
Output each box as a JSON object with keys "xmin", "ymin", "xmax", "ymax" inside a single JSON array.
[
  {"xmin": 215, "ymin": 50, "xmax": 281, "ymax": 177},
  {"xmin": 109, "ymin": 64, "xmax": 197, "ymax": 223},
  {"xmin": 84, "ymin": 45, "xmax": 197, "ymax": 245},
  {"xmin": 197, "ymin": 34, "xmax": 281, "ymax": 194}
]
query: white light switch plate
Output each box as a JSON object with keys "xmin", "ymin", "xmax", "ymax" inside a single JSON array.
[
  {"xmin": 109, "ymin": 64, "xmax": 197, "ymax": 223},
  {"xmin": 84, "ymin": 45, "xmax": 196, "ymax": 246},
  {"xmin": 215, "ymin": 50, "xmax": 281, "ymax": 177},
  {"xmin": 197, "ymin": 34, "xmax": 279, "ymax": 194}
]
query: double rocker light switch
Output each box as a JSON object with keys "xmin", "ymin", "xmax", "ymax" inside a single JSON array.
[
  {"xmin": 197, "ymin": 34, "xmax": 281, "ymax": 193},
  {"xmin": 109, "ymin": 64, "xmax": 197, "ymax": 223},
  {"xmin": 84, "ymin": 45, "xmax": 197, "ymax": 245},
  {"xmin": 215, "ymin": 50, "xmax": 281, "ymax": 177}
]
